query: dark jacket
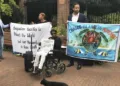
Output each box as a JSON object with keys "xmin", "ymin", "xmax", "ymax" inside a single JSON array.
[
  {"xmin": 68, "ymin": 13, "xmax": 88, "ymax": 23},
  {"xmin": 49, "ymin": 36, "xmax": 62, "ymax": 50},
  {"xmin": 36, "ymin": 20, "xmax": 48, "ymax": 24}
]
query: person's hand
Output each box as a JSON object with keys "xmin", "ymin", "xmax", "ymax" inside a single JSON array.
[
  {"xmin": 7, "ymin": 24, "xmax": 10, "ymax": 29},
  {"xmin": 38, "ymin": 42, "xmax": 41, "ymax": 46},
  {"xmin": 8, "ymin": 23, "xmax": 11, "ymax": 28},
  {"xmin": 65, "ymin": 21, "xmax": 68, "ymax": 28},
  {"xmin": 65, "ymin": 21, "xmax": 68, "ymax": 24}
]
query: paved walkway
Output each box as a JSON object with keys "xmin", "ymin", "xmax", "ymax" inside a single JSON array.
[{"xmin": 0, "ymin": 51, "xmax": 120, "ymax": 86}]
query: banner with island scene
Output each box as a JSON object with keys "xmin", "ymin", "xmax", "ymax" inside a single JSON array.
[{"xmin": 67, "ymin": 21, "xmax": 120, "ymax": 62}]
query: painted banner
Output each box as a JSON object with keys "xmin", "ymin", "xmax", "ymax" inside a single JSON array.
[
  {"xmin": 67, "ymin": 21, "xmax": 120, "ymax": 62},
  {"xmin": 10, "ymin": 22, "xmax": 52, "ymax": 54}
]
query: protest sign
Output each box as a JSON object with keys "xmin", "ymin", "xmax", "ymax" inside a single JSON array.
[
  {"xmin": 10, "ymin": 22, "xmax": 52, "ymax": 54},
  {"xmin": 67, "ymin": 21, "xmax": 120, "ymax": 62}
]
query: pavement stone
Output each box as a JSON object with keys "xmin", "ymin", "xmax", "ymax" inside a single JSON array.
[{"xmin": 0, "ymin": 51, "xmax": 120, "ymax": 86}]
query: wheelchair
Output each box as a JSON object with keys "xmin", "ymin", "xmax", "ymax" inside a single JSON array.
[
  {"xmin": 31, "ymin": 49, "xmax": 66, "ymax": 77},
  {"xmin": 40, "ymin": 50, "xmax": 66, "ymax": 77},
  {"xmin": 24, "ymin": 39, "xmax": 66, "ymax": 77}
]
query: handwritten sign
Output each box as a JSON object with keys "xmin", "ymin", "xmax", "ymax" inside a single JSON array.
[{"xmin": 10, "ymin": 22, "xmax": 52, "ymax": 54}]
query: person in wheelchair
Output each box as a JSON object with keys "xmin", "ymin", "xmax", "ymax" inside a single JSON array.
[
  {"xmin": 33, "ymin": 38, "xmax": 54, "ymax": 74},
  {"xmin": 33, "ymin": 30, "xmax": 62, "ymax": 74},
  {"xmin": 49, "ymin": 30, "xmax": 62, "ymax": 63},
  {"xmin": 49, "ymin": 29, "xmax": 62, "ymax": 50}
]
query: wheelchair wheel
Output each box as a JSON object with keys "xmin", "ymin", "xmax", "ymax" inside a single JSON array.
[
  {"xmin": 45, "ymin": 70, "xmax": 52, "ymax": 77},
  {"xmin": 57, "ymin": 63, "xmax": 66, "ymax": 74},
  {"xmin": 46, "ymin": 59, "xmax": 54, "ymax": 68}
]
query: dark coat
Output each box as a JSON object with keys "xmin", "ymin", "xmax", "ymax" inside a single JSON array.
[{"xmin": 68, "ymin": 13, "xmax": 88, "ymax": 23}]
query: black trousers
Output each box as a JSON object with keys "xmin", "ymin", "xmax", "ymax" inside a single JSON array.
[
  {"xmin": 69, "ymin": 57, "xmax": 94, "ymax": 66},
  {"xmin": 69, "ymin": 58, "xmax": 81, "ymax": 65}
]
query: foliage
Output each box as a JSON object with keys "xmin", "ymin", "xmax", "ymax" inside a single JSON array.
[
  {"xmin": 3, "ymin": 45, "xmax": 12, "ymax": 51},
  {"xmin": 0, "ymin": 0, "xmax": 24, "ymax": 23},
  {"xmin": 0, "ymin": 0, "xmax": 12, "ymax": 17},
  {"xmin": 89, "ymin": 12, "xmax": 120, "ymax": 24},
  {"xmin": 9, "ymin": 0, "xmax": 18, "ymax": 7},
  {"xmin": 53, "ymin": 25, "xmax": 67, "ymax": 36},
  {"xmin": 105, "ymin": 12, "xmax": 120, "ymax": 24},
  {"xmin": 10, "ymin": 5, "xmax": 24, "ymax": 23}
]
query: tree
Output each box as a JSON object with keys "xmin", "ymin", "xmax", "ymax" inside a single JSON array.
[
  {"xmin": 0, "ymin": 0, "xmax": 19, "ymax": 18},
  {"xmin": 0, "ymin": 0, "xmax": 24, "ymax": 23}
]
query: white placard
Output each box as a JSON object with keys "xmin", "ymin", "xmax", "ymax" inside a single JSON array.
[
  {"xmin": 10, "ymin": 22, "xmax": 52, "ymax": 54},
  {"xmin": 37, "ymin": 38, "xmax": 54, "ymax": 53}
]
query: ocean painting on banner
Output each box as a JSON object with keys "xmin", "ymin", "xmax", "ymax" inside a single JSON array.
[{"xmin": 67, "ymin": 21, "xmax": 120, "ymax": 62}]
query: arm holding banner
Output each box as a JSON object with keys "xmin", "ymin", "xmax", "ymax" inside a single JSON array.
[{"xmin": 0, "ymin": 19, "xmax": 9, "ymax": 28}]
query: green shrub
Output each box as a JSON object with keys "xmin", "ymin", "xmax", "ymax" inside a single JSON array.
[
  {"xmin": 53, "ymin": 25, "xmax": 67, "ymax": 36},
  {"xmin": 89, "ymin": 12, "xmax": 120, "ymax": 24}
]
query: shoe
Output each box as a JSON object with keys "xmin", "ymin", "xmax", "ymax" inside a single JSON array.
[
  {"xmin": 1, "ymin": 58, "xmax": 4, "ymax": 60},
  {"xmin": 77, "ymin": 65, "xmax": 82, "ymax": 70},
  {"xmin": 32, "ymin": 67, "xmax": 42, "ymax": 74},
  {"xmin": 37, "ymin": 69, "xmax": 42, "ymax": 73},
  {"xmin": 0, "ymin": 57, "xmax": 4, "ymax": 60},
  {"xmin": 67, "ymin": 64, "xmax": 74, "ymax": 67}
]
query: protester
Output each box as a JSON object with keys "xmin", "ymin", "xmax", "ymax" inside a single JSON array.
[
  {"xmin": 33, "ymin": 30, "xmax": 62, "ymax": 74},
  {"xmin": 38, "ymin": 12, "xmax": 47, "ymax": 23},
  {"xmin": 33, "ymin": 38, "xmax": 54, "ymax": 74},
  {"xmin": 0, "ymin": 19, "xmax": 9, "ymax": 61},
  {"xmin": 49, "ymin": 30, "xmax": 62, "ymax": 62},
  {"xmin": 67, "ymin": 3, "xmax": 88, "ymax": 70},
  {"xmin": 49, "ymin": 29, "xmax": 62, "ymax": 50}
]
